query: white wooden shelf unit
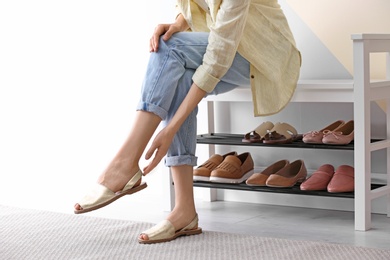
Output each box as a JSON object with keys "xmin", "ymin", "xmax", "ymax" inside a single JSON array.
[{"xmin": 163, "ymin": 34, "xmax": 390, "ymax": 231}]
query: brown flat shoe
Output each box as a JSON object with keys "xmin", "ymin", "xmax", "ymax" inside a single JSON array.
[
  {"xmin": 266, "ymin": 159, "xmax": 307, "ymax": 188},
  {"xmin": 246, "ymin": 160, "xmax": 289, "ymax": 186}
]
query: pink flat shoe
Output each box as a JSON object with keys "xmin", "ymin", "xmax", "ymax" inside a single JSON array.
[
  {"xmin": 322, "ymin": 120, "xmax": 354, "ymax": 145},
  {"xmin": 300, "ymin": 164, "xmax": 334, "ymax": 191},
  {"xmin": 302, "ymin": 120, "xmax": 344, "ymax": 144},
  {"xmin": 327, "ymin": 165, "xmax": 354, "ymax": 193}
]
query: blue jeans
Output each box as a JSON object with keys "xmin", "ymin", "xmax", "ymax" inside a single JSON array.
[{"xmin": 136, "ymin": 32, "xmax": 250, "ymax": 167}]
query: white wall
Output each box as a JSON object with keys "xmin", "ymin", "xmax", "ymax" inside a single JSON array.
[
  {"xmin": 0, "ymin": 0, "xmax": 175, "ymax": 213},
  {"xmin": 1, "ymin": 1, "xmax": 388, "ymax": 215}
]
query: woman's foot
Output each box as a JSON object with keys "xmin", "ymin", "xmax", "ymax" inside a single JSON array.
[
  {"xmin": 139, "ymin": 207, "xmax": 197, "ymax": 241},
  {"xmin": 74, "ymin": 159, "xmax": 142, "ymax": 212}
]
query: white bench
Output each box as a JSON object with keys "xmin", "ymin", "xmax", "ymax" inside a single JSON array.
[{"xmin": 163, "ymin": 34, "xmax": 390, "ymax": 231}]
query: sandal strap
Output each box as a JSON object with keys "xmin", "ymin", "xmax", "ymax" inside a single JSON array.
[
  {"xmin": 122, "ymin": 169, "xmax": 142, "ymax": 193},
  {"xmin": 269, "ymin": 122, "xmax": 298, "ymax": 139},
  {"xmin": 253, "ymin": 121, "xmax": 274, "ymax": 137},
  {"xmin": 244, "ymin": 121, "xmax": 274, "ymax": 140}
]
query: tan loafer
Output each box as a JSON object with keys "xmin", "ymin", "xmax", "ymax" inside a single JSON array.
[
  {"xmin": 210, "ymin": 152, "xmax": 254, "ymax": 183},
  {"xmin": 193, "ymin": 151, "xmax": 237, "ymax": 181},
  {"xmin": 138, "ymin": 214, "xmax": 202, "ymax": 244}
]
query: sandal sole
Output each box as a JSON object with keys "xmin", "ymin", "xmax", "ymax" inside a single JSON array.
[{"xmin": 138, "ymin": 228, "xmax": 203, "ymax": 244}]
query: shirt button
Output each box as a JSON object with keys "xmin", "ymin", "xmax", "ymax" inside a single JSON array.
[{"xmin": 251, "ymin": 75, "xmax": 254, "ymax": 79}]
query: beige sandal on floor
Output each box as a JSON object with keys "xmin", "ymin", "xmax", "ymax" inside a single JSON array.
[
  {"xmin": 138, "ymin": 214, "xmax": 202, "ymax": 244},
  {"xmin": 74, "ymin": 169, "xmax": 147, "ymax": 214}
]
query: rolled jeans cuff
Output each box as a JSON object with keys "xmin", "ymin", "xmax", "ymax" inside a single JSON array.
[
  {"xmin": 165, "ymin": 155, "xmax": 198, "ymax": 167},
  {"xmin": 136, "ymin": 101, "xmax": 167, "ymax": 120}
]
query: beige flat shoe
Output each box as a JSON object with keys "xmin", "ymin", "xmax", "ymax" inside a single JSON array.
[
  {"xmin": 138, "ymin": 214, "xmax": 202, "ymax": 244},
  {"xmin": 74, "ymin": 169, "xmax": 147, "ymax": 214}
]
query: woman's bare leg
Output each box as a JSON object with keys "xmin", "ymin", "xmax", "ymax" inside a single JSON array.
[
  {"xmin": 139, "ymin": 164, "xmax": 197, "ymax": 241},
  {"xmin": 74, "ymin": 111, "xmax": 161, "ymax": 210}
]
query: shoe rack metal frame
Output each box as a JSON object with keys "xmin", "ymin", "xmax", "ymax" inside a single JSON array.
[{"xmin": 162, "ymin": 34, "xmax": 390, "ymax": 231}]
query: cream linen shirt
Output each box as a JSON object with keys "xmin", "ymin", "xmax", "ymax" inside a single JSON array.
[{"xmin": 176, "ymin": 0, "xmax": 301, "ymax": 116}]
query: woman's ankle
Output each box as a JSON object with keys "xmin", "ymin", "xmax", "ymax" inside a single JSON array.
[
  {"xmin": 167, "ymin": 207, "xmax": 197, "ymax": 230},
  {"xmin": 98, "ymin": 159, "xmax": 140, "ymax": 192}
]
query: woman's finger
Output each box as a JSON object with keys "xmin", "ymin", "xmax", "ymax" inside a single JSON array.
[
  {"xmin": 150, "ymin": 24, "xmax": 166, "ymax": 52},
  {"xmin": 143, "ymin": 150, "xmax": 164, "ymax": 174}
]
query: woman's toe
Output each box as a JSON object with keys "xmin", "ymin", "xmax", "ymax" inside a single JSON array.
[
  {"xmin": 139, "ymin": 233, "xmax": 149, "ymax": 241},
  {"xmin": 74, "ymin": 203, "xmax": 82, "ymax": 211}
]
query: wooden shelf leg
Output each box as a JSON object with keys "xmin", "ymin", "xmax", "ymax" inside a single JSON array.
[{"xmin": 353, "ymin": 37, "xmax": 372, "ymax": 231}]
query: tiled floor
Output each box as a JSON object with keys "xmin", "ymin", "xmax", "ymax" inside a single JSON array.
[{"xmin": 84, "ymin": 193, "xmax": 390, "ymax": 250}]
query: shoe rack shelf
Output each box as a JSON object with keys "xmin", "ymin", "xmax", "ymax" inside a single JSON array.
[
  {"xmin": 194, "ymin": 133, "xmax": 385, "ymax": 199},
  {"xmin": 188, "ymin": 34, "xmax": 390, "ymax": 232},
  {"xmin": 193, "ymin": 181, "xmax": 384, "ymax": 199},
  {"xmin": 196, "ymin": 133, "xmax": 360, "ymax": 150}
]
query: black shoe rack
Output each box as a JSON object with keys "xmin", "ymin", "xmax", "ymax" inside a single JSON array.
[{"xmin": 194, "ymin": 133, "xmax": 384, "ymax": 198}]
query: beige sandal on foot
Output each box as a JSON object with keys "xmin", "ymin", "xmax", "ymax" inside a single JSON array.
[
  {"xmin": 138, "ymin": 214, "xmax": 202, "ymax": 244},
  {"xmin": 74, "ymin": 169, "xmax": 147, "ymax": 214}
]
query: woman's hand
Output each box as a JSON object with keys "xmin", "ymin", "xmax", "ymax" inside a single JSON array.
[
  {"xmin": 142, "ymin": 83, "xmax": 206, "ymax": 175},
  {"xmin": 142, "ymin": 126, "xmax": 175, "ymax": 175},
  {"xmin": 150, "ymin": 14, "xmax": 189, "ymax": 52}
]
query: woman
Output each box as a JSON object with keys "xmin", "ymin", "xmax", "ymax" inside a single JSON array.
[{"xmin": 74, "ymin": 0, "xmax": 301, "ymax": 244}]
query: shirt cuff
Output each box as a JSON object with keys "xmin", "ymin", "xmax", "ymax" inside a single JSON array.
[{"xmin": 192, "ymin": 66, "xmax": 220, "ymax": 93}]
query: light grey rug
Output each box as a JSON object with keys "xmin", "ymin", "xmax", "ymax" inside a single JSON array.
[{"xmin": 1, "ymin": 205, "xmax": 390, "ymax": 260}]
